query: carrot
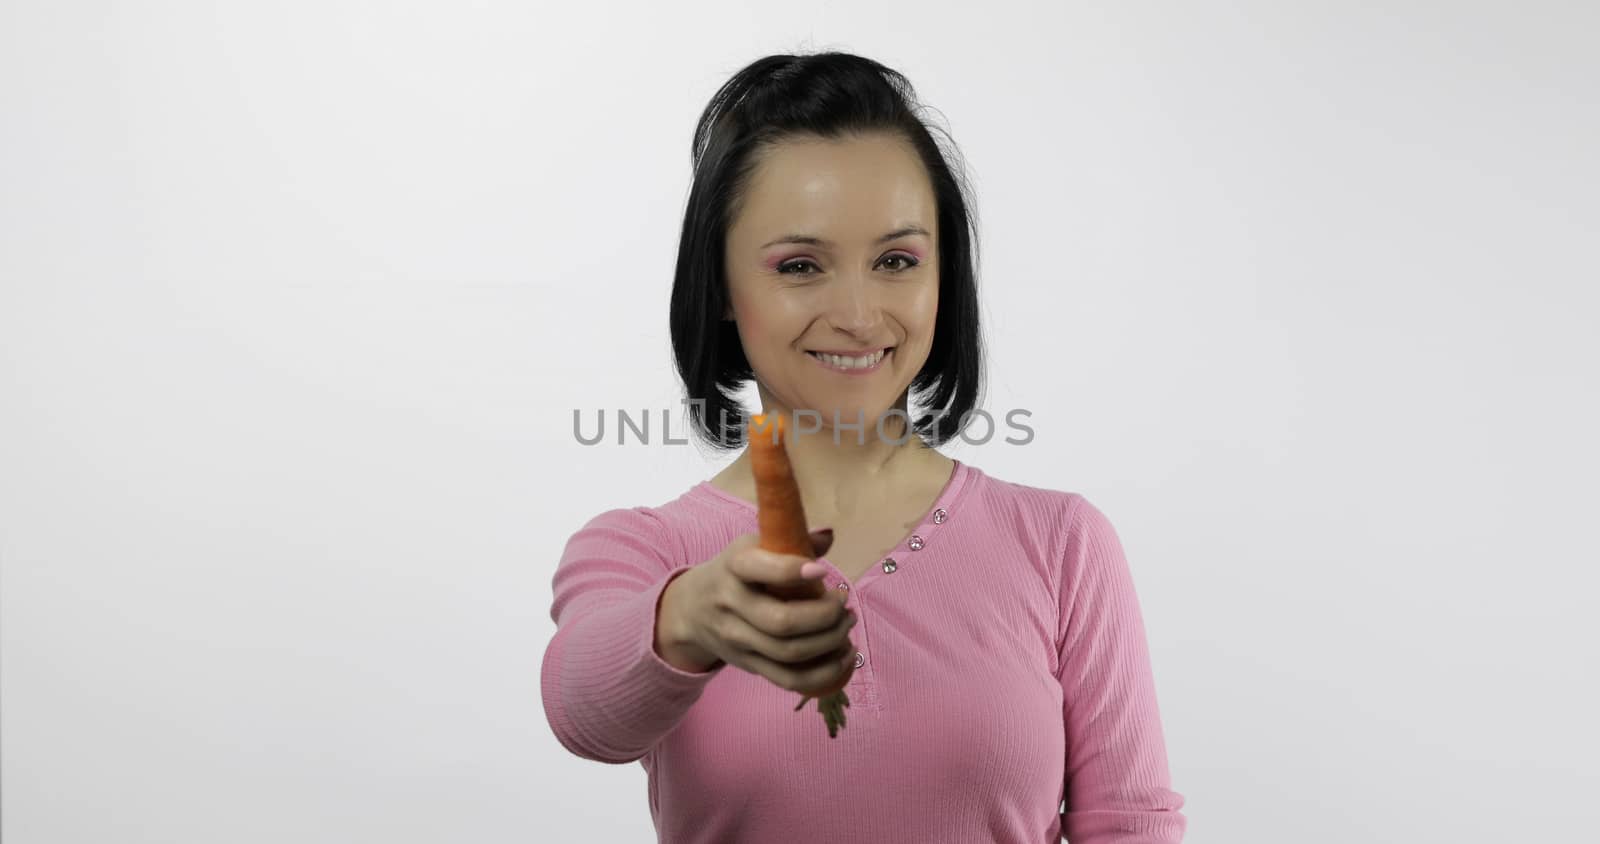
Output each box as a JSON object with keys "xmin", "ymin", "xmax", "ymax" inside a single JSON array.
[{"xmin": 748, "ymin": 412, "xmax": 855, "ymax": 738}]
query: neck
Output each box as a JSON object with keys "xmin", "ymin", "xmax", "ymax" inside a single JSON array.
[{"xmin": 722, "ymin": 387, "xmax": 945, "ymax": 516}]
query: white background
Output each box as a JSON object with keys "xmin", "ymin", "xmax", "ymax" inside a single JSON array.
[{"xmin": 4, "ymin": 2, "xmax": 1597, "ymax": 842}]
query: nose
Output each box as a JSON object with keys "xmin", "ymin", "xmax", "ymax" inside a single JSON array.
[{"xmin": 823, "ymin": 273, "xmax": 882, "ymax": 338}]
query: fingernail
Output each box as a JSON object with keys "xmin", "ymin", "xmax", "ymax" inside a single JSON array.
[
  {"xmin": 808, "ymin": 527, "xmax": 835, "ymax": 559},
  {"xmin": 800, "ymin": 562, "xmax": 828, "ymax": 579}
]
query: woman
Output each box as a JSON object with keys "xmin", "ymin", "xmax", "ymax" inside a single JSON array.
[{"xmin": 541, "ymin": 51, "xmax": 1188, "ymax": 843}]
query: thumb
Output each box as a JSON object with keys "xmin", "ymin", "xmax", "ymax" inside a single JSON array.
[{"xmin": 808, "ymin": 527, "xmax": 835, "ymax": 559}]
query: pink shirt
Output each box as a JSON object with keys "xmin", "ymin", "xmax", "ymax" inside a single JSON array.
[{"xmin": 540, "ymin": 459, "xmax": 1188, "ymax": 843}]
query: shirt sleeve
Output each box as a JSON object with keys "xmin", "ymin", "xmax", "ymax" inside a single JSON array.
[
  {"xmin": 539, "ymin": 506, "xmax": 722, "ymax": 765},
  {"xmin": 1056, "ymin": 496, "xmax": 1188, "ymax": 842}
]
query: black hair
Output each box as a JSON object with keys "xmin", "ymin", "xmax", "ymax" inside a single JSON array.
[{"xmin": 668, "ymin": 51, "xmax": 985, "ymax": 451}]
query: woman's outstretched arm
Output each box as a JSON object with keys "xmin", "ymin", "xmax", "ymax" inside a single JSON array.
[{"xmin": 540, "ymin": 506, "xmax": 719, "ymax": 765}]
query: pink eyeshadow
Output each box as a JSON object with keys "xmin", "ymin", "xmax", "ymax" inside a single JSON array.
[{"xmin": 765, "ymin": 248, "xmax": 922, "ymax": 270}]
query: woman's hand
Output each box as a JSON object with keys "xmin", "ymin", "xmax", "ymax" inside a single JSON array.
[{"xmin": 660, "ymin": 529, "xmax": 856, "ymax": 696}]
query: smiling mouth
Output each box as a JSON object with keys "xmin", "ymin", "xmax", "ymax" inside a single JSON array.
[{"xmin": 806, "ymin": 347, "xmax": 893, "ymax": 371}]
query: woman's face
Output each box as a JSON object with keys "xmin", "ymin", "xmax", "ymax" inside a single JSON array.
[{"xmin": 724, "ymin": 132, "xmax": 939, "ymax": 434}]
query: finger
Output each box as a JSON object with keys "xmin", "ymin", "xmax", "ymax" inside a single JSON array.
[
  {"xmin": 766, "ymin": 622, "xmax": 856, "ymax": 668},
  {"xmin": 726, "ymin": 546, "xmax": 824, "ymax": 588},
  {"xmin": 737, "ymin": 588, "xmax": 854, "ymax": 638},
  {"xmin": 718, "ymin": 602, "xmax": 856, "ymax": 664},
  {"xmin": 732, "ymin": 641, "xmax": 856, "ymax": 694}
]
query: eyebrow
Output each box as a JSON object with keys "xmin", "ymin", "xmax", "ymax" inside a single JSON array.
[{"xmin": 760, "ymin": 225, "xmax": 931, "ymax": 250}]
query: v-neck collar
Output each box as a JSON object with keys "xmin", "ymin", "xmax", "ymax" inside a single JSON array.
[{"xmin": 691, "ymin": 458, "xmax": 977, "ymax": 590}]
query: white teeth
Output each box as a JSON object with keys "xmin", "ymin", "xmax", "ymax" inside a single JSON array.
[{"xmin": 812, "ymin": 349, "xmax": 887, "ymax": 369}]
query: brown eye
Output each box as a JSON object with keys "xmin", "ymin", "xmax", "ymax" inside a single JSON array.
[
  {"xmin": 778, "ymin": 259, "xmax": 819, "ymax": 275},
  {"xmin": 881, "ymin": 253, "xmax": 920, "ymax": 272}
]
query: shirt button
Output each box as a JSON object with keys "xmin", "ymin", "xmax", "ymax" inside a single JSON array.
[
  {"xmin": 835, "ymin": 582, "xmax": 850, "ymax": 592},
  {"xmin": 881, "ymin": 558, "xmax": 898, "ymax": 574},
  {"xmin": 932, "ymin": 508, "xmax": 948, "ymax": 524},
  {"xmin": 852, "ymin": 651, "xmax": 865, "ymax": 668},
  {"xmin": 907, "ymin": 534, "xmax": 924, "ymax": 551}
]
